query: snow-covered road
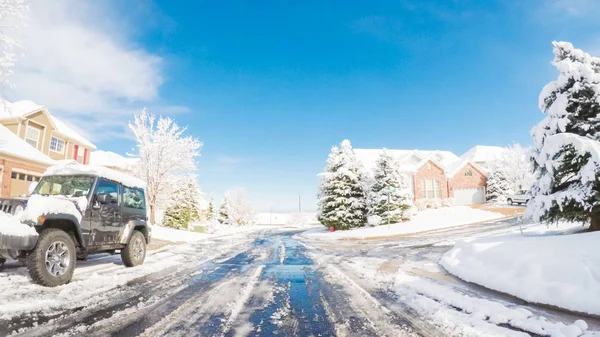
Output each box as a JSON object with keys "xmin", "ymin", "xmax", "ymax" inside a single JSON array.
[{"xmin": 1, "ymin": 222, "xmax": 598, "ymax": 337}]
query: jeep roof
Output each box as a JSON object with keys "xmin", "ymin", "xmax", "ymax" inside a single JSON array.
[{"xmin": 43, "ymin": 163, "xmax": 145, "ymax": 189}]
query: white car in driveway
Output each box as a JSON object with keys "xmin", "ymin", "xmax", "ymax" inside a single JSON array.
[{"xmin": 507, "ymin": 190, "xmax": 530, "ymax": 205}]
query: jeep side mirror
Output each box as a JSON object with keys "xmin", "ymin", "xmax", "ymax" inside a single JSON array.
[{"xmin": 96, "ymin": 193, "xmax": 112, "ymax": 205}]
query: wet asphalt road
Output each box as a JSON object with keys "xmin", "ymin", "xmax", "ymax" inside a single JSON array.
[
  {"xmin": 4, "ymin": 222, "xmax": 598, "ymax": 337},
  {"xmin": 3, "ymin": 230, "xmax": 425, "ymax": 337}
]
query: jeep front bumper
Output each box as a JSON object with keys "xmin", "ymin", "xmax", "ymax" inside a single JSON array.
[{"xmin": 0, "ymin": 230, "xmax": 38, "ymax": 252}]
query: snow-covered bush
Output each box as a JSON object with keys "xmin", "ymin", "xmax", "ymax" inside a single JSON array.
[
  {"xmin": 162, "ymin": 181, "xmax": 202, "ymax": 230},
  {"xmin": 218, "ymin": 196, "xmax": 229, "ymax": 224},
  {"xmin": 225, "ymin": 188, "xmax": 255, "ymax": 226},
  {"xmin": 368, "ymin": 149, "xmax": 414, "ymax": 222},
  {"xmin": 526, "ymin": 42, "xmax": 600, "ymax": 231},
  {"xmin": 486, "ymin": 168, "xmax": 513, "ymax": 203},
  {"xmin": 441, "ymin": 198, "xmax": 455, "ymax": 207},
  {"xmin": 367, "ymin": 214, "xmax": 382, "ymax": 226},
  {"xmin": 428, "ymin": 198, "xmax": 442, "ymax": 209},
  {"xmin": 415, "ymin": 199, "xmax": 428, "ymax": 211},
  {"xmin": 317, "ymin": 140, "xmax": 368, "ymax": 230}
]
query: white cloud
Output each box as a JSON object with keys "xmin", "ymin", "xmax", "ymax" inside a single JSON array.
[{"xmin": 0, "ymin": 0, "xmax": 178, "ymax": 142}]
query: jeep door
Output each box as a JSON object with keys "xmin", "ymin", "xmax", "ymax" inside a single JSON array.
[
  {"xmin": 90, "ymin": 178, "xmax": 122, "ymax": 245},
  {"xmin": 119, "ymin": 186, "xmax": 147, "ymax": 242}
]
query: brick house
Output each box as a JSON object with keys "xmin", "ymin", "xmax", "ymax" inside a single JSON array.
[
  {"xmin": 0, "ymin": 100, "xmax": 97, "ymax": 197},
  {"xmin": 355, "ymin": 149, "xmax": 488, "ymax": 205}
]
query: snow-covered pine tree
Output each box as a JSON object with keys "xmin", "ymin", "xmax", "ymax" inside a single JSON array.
[
  {"xmin": 486, "ymin": 167, "xmax": 512, "ymax": 203},
  {"xmin": 317, "ymin": 140, "xmax": 368, "ymax": 230},
  {"xmin": 368, "ymin": 149, "xmax": 413, "ymax": 223},
  {"xmin": 218, "ymin": 196, "xmax": 230, "ymax": 224},
  {"xmin": 206, "ymin": 197, "xmax": 216, "ymax": 221},
  {"xmin": 163, "ymin": 181, "xmax": 202, "ymax": 229},
  {"xmin": 526, "ymin": 41, "xmax": 600, "ymax": 231}
]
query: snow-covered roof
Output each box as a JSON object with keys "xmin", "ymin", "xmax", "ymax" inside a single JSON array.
[
  {"xmin": 0, "ymin": 99, "xmax": 96, "ymax": 150},
  {"xmin": 0, "ymin": 124, "xmax": 56, "ymax": 165},
  {"xmin": 49, "ymin": 116, "xmax": 96, "ymax": 150},
  {"xmin": 460, "ymin": 145, "xmax": 508, "ymax": 164},
  {"xmin": 89, "ymin": 150, "xmax": 138, "ymax": 168},
  {"xmin": 354, "ymin": 149, "xmax": 460, "ymax": 172},
  {"xmin": 445, "ymin": 158, "xmax": 488, "ymax": 178},
  {"xmin": 44, "ymin": 163, "xmax": 146, "ymax": 189}
]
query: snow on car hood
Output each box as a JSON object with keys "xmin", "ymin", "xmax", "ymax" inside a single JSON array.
[{"xmin": 20, "ymin": 194, "xmax": 88, "ymax": 223}]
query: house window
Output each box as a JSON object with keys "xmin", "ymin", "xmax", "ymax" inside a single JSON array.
[
  {"xmin": 420, "ymin": 179, "xmax": 440, "ymax": 199},
  {"xmin": 50, "ymin": 137, "xmax": 65, "ymax": 153},
  {"xmin": 26, "ymin": 175, "xmax": 33, "ymax": 182},
  {"xmin": 25, "ymin": 126, "xmax": 41, "ymax": 148},
  {"xmin": 465, "ymin": 169, "xmax": 473, "ymax": 177},
  {"xmin": 18, "ymin": 173, "xmax": 25, "ymax": 181},
  {"xmin": 77, "ymin": 148, "xmax": 85, "ymax": 163},
  {"xmin": 11, "ymin": 172, "xmax": 17, "ymax": 179}
]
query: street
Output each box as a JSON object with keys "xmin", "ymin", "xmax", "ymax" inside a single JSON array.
[{"xmin": 1, "ymin": 220, "xmax": 597, "ymax": 337}]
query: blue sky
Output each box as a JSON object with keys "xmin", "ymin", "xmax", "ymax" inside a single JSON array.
[{"xmin": 5, "ymin": 0, "xmax": 600, "ymax": 212}]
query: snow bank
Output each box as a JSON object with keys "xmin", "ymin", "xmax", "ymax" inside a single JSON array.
[
  {"xmin": 303, "ymin": 206, "xmax": 504, "ymax": 240},
  {"xmin": 45, "ymin": 163, "xmax": 145, "ymax": 189},
  {"xmin": 440, "ymin": 226, "xmax": 600, "ymax": 315},
  {"xmin": 0, "ymin": 212, "xmax": 37, "ymax": 236},
  {"xmin": 151, "ymin": 224, "xmax": 279, "ymax": 243},
  {"xmin": 150, "ymin": 225, "xmax": 211, "ymax": 243},
  {"xmin": 20, "ymin": 195, "xmax": 86, "ymax": 223}
]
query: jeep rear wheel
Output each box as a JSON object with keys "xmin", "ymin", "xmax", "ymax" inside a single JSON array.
[
  {"xmin": 507, "ymin": 198, "xmax": 513, "ymax": 205},
  {"xmin": 122, "ymin": 231, "xmax": 146, "ymax": 267},
  {"xmin": 26, "ymin": 228, "xmax": 76, "ymax": 287}
]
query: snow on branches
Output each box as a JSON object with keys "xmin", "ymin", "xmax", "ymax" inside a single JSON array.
[
  {"xmin": 224, "ymin": 188, "xmax": 255, "ymax": 226},
  {"xmin": 526, "ymin": 42, "xmax": 600, "ymax": 230},
  {"xmin": 0, "ymin": 0, "xmax": 27, "ymax": 86},
  {"xmin": 317, "ymin": 140, "xmax": 368, "ymax": 230},
  {"xmin": 368, "ymin": 149, "xmax": 413, "ymax": 223},
  {"xmin": 128, "ymin": 109, "xmax": 203, "ymax": 224}
]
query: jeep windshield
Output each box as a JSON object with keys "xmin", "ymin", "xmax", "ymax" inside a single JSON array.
[{"xmin": 33, "ymin": 175, "xmax": 94, "ymax": 198}]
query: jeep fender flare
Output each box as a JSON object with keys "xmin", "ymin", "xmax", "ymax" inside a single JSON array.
[
  {"xmin": 119, "ymin": 220, "xmax": 151, "ymax": 244},
  {"xmin": 36, "ymin": 214, "xmax": 86, "ymax": 248}
]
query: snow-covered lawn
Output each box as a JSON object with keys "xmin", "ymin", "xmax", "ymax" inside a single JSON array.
[
  {"xmin": 151, "ymin": 224, "xmax": 283, "ymax": 243},
  {"xmin": 440, "ymin": 222, "xmax": 598, "ymax": 315},
  {"xmin": 302, "ymin": 206, "xmax": 505, "ymax": 240}
]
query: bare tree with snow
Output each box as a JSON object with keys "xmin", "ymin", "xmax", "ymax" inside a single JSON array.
[
  {"xmin": 128, "ymin": 109, "xmax": 202, "ymax": 224},
  {"xmin": 225, "ymin": 188, "xmax": 255, "ymax": 226},
  {"xmin": 503, "ymin": 143, "xmax": 534, "ymax": 192},
  {"xmin": 0, "ymin": 0, "xmax": 28, "ymax": 86}
]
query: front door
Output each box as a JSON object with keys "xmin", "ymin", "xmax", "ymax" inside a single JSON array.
[{"xmin": 89, "ymin": 179, "xmax": 121, "ymax": 245}]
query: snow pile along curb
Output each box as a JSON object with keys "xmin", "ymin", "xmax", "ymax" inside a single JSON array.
[{"xmin": 440, "ymin": 230, "xmax": 600, "ymax": 315}]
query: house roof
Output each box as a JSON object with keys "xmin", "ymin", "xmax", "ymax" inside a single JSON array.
[
  {"xmin": 0, "ymin": 99, "xmax": 97, "ymax": 150},
  {"xmin": 354, "ymin": 149, "xmax": 460, "ymax": 173},
  {"xmin": 445, "ymin": 158, "xmax": 488, "ymax": 178},
  {"xmin": 0, "ymin": 124, "xmax": 56, "ymax": 166},
  {"xmin": 89, "ymin": 150, "xmax": 138, "ymax": 168},
  {"xmin": 460, "ymin": 145, "xmax": 508, "ymax": 163}
]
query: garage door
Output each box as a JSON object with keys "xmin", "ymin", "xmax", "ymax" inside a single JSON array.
[{"xmin": 454, "ymin": 188, "xmax": 485, "ymax": 205}]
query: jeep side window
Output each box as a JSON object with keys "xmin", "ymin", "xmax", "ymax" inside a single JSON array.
[
  {"xmin": 123, "ymin": 187, "xmax": 145, "ymax": 210},
  {"xmin": 95, "ymin": 179, "xmax": 119, "ymax": 205}
]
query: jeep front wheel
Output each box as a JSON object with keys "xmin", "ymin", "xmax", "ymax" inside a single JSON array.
[
  {"xmin": 122, "ymin": 231, "xmax": 146, "ymax": 267},
  {"xmin": 26, "ymin": 228, "xmax": 76, "ymax": 287}
]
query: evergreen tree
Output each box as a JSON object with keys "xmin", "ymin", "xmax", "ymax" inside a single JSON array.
[
  {"xmin": 317, "ymin": 140, "xmax": 368, "ymax": 230},
  {"xmin": 218, "ymin": 196, "xmax": 230, "ymax": 224},
  {"xmin": 163, "ymin": 182, "xmax": 202, "ymax": 229},
  {"xmin": 486, "ymin": 167, "xmax": 512, "ymax": 203},
  {"xmin": 526, "ymin": 42, "xmax": 600, "ymax": 231},
  {"xmin": 368, "ymin": 149, "xmax": 413, "ymax": 223},
  {"xmin": 206, "ymin": 197, "xmax": 216, "ymax": 221}
]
